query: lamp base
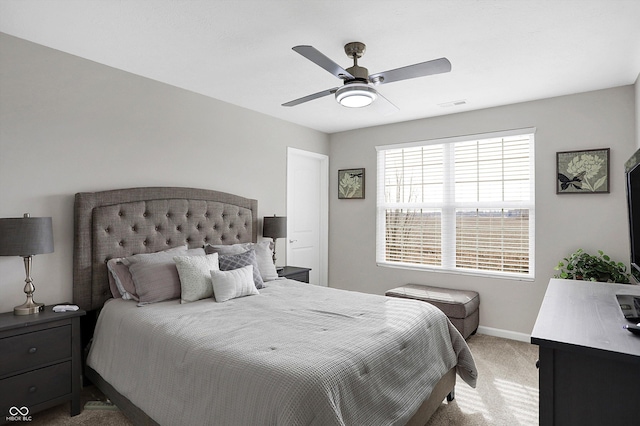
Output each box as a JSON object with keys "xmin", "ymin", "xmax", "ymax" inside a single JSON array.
[{"xmin": 14, "ymin": 299, "xmax": 45, "ymax": 315}]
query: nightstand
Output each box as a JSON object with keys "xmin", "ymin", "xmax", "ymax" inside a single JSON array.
[
  {"xmin": 0, "ymin": 306, "xmax": 85, "ymax": 423},
  {"xmin": 278, "ymin": 266, "xmax": 311, "ymax": 283}
]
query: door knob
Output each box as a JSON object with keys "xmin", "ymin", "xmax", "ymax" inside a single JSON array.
[{"xmin": 289, "ymin": 239, "xmax": 297, "ymax": 243}]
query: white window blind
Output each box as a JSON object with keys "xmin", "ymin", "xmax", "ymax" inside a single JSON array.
[{"xmin": 376, "ymin": 129, "xmax": 535, "ymax": 279}]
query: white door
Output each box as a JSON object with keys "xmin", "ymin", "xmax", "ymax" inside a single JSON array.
[{"xmin": 286, "ymin": 148, "xmax": 328, "ymax": 286}]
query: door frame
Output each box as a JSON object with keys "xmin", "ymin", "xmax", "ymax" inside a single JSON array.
[{"xmin": 286, "ymin": 147, "xmax": 329, "ymax": 287}]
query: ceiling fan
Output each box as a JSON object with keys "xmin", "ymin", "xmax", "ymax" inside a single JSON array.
[{"xmin": 282, "ymin": 42, "xmax": 451, "ymax": 112}]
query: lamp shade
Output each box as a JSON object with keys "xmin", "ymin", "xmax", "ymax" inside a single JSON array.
[
  {"xmin": 263, "ymin": 216, "xmax": 287, "ymax": 239},
  {"xmin": 0, "ymin": 216, "xmax": 54, "ymax": 256}
]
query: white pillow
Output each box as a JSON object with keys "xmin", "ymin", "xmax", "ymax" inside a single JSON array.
[
  {"xmin": 251, "ymin": 241, "xmax": 279, "ymax": 281},
  {"xmin": 205, "ymin": 241, "xmax": 278, "ymax": 281},
  {"xmin": 210, "ymin": 264, "xmax": 259, "ymax": 302},
  {"xmin": 174, "ymin": 253, "xmax": 219, "ymax": 303}
]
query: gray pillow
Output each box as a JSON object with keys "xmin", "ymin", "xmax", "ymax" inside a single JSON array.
[
  {"xmin": 106, "ymin": 258, "xmax": 137, "ymax": 300},
  {"xmin": 205, "ymin": 241, "xmax": 278, "ymax": 281},
  {"xmin": 122, "ymin": 246, "xmax": 204, "ymax": 305},
  {"xmin": 218, "ymin": 249, "xmax": 265, "ymax": 289},
  {"xmin": 174, "ymin": 253, "xmax": 219, "ymax": 303},
  {"xmin": 210, "ymin": 264, "xmax": 259, "ymax": 302}
]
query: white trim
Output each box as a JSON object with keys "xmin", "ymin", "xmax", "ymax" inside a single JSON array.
[
  {"xmin": 477, "ymin": 326, "xmax": 531, "ymax": 343},
  {"xmin": 376, "ymin": 261, "xmax": 535, "ymax": 282}
]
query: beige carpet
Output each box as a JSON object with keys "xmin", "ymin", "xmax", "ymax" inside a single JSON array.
[
  {"xmin": 30, "ymin": 334, "xmax": 538, "ymax": 426},
  {"xmin": 427, "ymin": 334, "xmax": 539, "ymax": 425},
  {"xmin": 29, "ymin": 384, "xmax": 132, "ymax": 426}
]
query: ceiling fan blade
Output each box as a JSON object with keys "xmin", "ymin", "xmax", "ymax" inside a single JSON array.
[
  {"xmin": 282, "ymin": 87, "xmax": 338, "ymax": 107},
  {"xmin": 292, "ymin": 45, "xmax": 354, "ymax": 80},
  {"xmin": 371, "ymin": 90, "xmax": 399, "ymax": 116},
  {"xmin": 370, "ymin": 57, "xmax": 451, "ymax": 85}
]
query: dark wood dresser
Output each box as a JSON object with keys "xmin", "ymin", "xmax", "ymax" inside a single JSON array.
[
  {"xmin": 0, "ymin": 306, "xmax": 85, "ymax": 423},
  {"xmin": 531, "ymin": 279, "xmax": 640, "ymax": 425}
]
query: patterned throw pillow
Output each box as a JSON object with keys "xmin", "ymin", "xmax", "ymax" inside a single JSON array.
[
  {"xmin": 218, "ymin": 249, "xmax": 265, "ymax": 289},
  {"xmin": 205, "ymin": 241, "xmax": 278, "ymax": 281}
]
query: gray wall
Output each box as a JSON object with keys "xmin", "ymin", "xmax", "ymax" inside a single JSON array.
[
  {"xmin": 0, "ymin": 33, "xmax": 329, "ymax": 313},
  {"xmin": 329, "ymin": 86, "xmax": 636, "ymax": 336},
  {"xmin": 1, "ymin": 32, "xmax": 637, "ymax": 338}
]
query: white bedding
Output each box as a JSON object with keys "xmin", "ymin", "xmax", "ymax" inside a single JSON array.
[{"xmin": 87, "ymin": 280, "xmax": 477, "ymax": 426}]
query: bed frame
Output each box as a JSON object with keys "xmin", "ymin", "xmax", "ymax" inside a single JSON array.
[{"xmin": 72, "ymin": 186, "xmax": 454, "ymax": 425}]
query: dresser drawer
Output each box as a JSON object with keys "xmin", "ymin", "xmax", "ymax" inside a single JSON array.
[
  {"xmin": 0, "ymin": 325, "xmax": 71, "ymax": 377},
  {"xmin": 0, "ymin": 362, "xmax": 71, "ymax": 416}
]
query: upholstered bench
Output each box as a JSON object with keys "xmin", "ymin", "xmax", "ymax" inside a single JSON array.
[{"xmin": 385, "ymin": 284, "xmax": 480, "ymax": 339}]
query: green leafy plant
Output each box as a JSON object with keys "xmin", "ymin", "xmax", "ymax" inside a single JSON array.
[{"xmin": 554, "ymin": 249, "xmax": 630, "ymax": 284}]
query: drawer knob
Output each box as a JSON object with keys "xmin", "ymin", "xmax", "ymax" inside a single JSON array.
[
  {"xmin": 28, "ymin": 347, "xmax": 37, "ymax": 354},
  {"xmin": 28, "ymin": 386, "xmax": 37, "ymax": 393}
]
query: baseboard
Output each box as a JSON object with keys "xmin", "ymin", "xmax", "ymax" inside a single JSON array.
[{"xmin": 477, "ymin": 326, "xmax": 531, "ymax": 343}]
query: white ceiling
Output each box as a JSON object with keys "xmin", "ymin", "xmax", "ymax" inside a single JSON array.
[{"xmin": 1, "ymin": 0, "xmax": 639, "ymax": 134}]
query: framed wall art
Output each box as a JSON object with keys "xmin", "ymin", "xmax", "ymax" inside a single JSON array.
[
  {"xmin": 338, "ymin": 168, "xmax": 365, "ymax": 199},
  {"xmin": 556, "ymin": 148, "xmax": 610, "ymax": 194}
]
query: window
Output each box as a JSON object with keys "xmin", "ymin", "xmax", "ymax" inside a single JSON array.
[{"xmin": 376, "ymin": 129, "xmax": 535, "ymax": 279}]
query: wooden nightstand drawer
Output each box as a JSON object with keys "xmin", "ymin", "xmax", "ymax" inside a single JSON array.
[
  {"xmin": 0, "ymin": 362, "xmax": 71, "ymax": 416},
  {"xmin": 0, "ymin": 325, "xmax": 71, "ymax": 377},
  {"xmin": 0, "ymin": 306, "xmax": 85, "ymax": 419}
]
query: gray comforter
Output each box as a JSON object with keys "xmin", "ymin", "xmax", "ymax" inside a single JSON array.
[{"xmin": 87, "ymin": 279, "xmax": 477, "ymax": 425}]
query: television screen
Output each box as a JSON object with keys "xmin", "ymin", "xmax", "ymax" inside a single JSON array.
[{"xmin": 625, "ymin": 148, "xmax": 640, "ymax": 282}]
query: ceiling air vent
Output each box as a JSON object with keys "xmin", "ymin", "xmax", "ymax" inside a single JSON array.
[{"xmin": 438, "ymin": 100, "xmax": 467, "ymax": 108}]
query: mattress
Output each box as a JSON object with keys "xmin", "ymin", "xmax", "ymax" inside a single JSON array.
[{"xmin": 87, "ymin": 279, "xmax": 477, "ymax": 425}]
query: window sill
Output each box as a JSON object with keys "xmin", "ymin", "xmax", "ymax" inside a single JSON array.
[{"xmin": 376, "ymin": 261, "xmax": 535, "ymax": 282}]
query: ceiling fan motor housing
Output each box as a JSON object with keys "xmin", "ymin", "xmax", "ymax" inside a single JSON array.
[
  {"xmin": 343, "ymin": 42, "xmax": 369, "ymax": 82},
  {"xmin": 345, "ymin": 65, "xmax": 369, "ymax": 81}
]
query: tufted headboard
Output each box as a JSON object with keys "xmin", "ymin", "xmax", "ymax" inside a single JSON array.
[{"xmin": 73, "ymin": 187, "xmax": 258, "ymax": 311}]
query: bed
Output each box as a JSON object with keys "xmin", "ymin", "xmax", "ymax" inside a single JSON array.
[{"xmin": 73, "ymin": 186, "xmax": 477, "ymax": 426}]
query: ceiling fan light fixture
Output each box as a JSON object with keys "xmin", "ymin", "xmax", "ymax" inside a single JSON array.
[{"xmin": 335, "ymin": 84, "xmax": 377, "ymax": 108}]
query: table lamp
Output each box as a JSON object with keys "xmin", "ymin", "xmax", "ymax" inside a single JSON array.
[
  {"xmin": 0, "ymin": 214, "xmax": 54, "ymax": 315},
  {"xmin": 263, "ymin": 215, "xmax": 286, "ymax": 267}
]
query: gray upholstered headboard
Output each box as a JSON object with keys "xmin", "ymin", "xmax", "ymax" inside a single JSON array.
[{"xmin": 73, "ymin": 187, "xmax": 258, "ymax": 311}]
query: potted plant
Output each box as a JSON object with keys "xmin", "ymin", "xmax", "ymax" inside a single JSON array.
[{"xmin": 554, "ymin": 249, "xmax": 631, "ymax": 283}]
